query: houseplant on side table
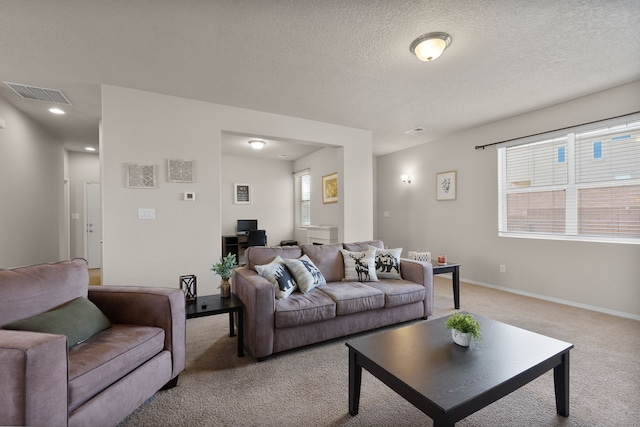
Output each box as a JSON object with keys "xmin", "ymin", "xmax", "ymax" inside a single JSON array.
[
  {"xmin": 445, "ymin": 312, "xmax": 482, "ymax": 347},
  {"xmin": 211, "ymin": 253, "xmax": 238, "ymax": 298}
]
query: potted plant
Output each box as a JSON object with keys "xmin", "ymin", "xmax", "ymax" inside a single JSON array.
[
  {"xmin": 211, "ymin": 253, "xmax": 238, "ymax": 298},
  {"xmin": 445, "ymin": 312, "xmax": 482, "ymax": 346}
]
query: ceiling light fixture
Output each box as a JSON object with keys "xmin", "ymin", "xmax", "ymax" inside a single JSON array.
[
  {"xmin": 249, "ymin": 140, "xmax": 265, "ymax": 150},
  {"xmin": 49, "ymin": 107, "xmax": 65, "ymax": 115},
  {"xmin": 401, "ymin": 175, "xmax": 412, "ymax": 184},
  {"xmin": 410, "ymin": 32, "xmax": 452, "ymax": 62},
  {"xmin": 85, "ymin": 147, "xmax": 96, "ymax": 152}
]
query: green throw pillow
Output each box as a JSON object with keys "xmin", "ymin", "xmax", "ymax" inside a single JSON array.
[{"xmin": 2, "ymin": 297, "xmax": 111, "ymax": 348}]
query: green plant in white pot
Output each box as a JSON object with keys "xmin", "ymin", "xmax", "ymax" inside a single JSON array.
[
  {"xmin": 211, "ymin": 253, "xmax": 238, "ymax": 298},
  {"xmin": 445, "ymin": 312, "xmax": 482, "ymax": 347}
]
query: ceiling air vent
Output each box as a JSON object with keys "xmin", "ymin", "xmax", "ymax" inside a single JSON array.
[
  {"xmin": 4, "ymin": 82, "xmax": 71, "ymax": 105},
  {"xmin": 404, "ymin": 127, "xmax": 425, "ymax": 135}
]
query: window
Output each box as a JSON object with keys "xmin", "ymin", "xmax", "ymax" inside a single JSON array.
[
  {"xmin": 498, "ymin": 117, "xmax": 640, "ymax": 244},
  {"xmin": 294, "ymin": 169, "xmax": 311, "ymax": 227}
]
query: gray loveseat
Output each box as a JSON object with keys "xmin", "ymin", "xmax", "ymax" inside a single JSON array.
[
  {"xmin": 233, "ymin": 240, "xmax": 433, "ymax": 359},
  {"xmin": 0, "ymin": 258, "xmax": 186, "ymax": 427}
]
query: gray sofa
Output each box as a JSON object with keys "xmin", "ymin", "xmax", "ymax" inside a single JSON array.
[
  {"xmin": 0, "ymin": 258, "xmax": 186, "ymax": 427},
  {"xmin": 232, "ymin": 240, "xmax": 433, "ymax": 359}
]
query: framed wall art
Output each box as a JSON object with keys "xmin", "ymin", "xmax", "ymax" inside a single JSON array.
[
  {"xmin": 126, "ymin": 164, "xmax": 158, "ymax": 189},
  {"xmin": 436, "ymin": 170, "xmax": 456, "ymax": 201},
  {"xmin": 234, "ymin": 183, "xmax": 251, "ymax": 204},
  {"xmin": 322, "ymin": 172, "xmax": 338, "ymax": 204},
  {"xmin": 167, "ymin": 159, "xmax": 195, "ymax": 183}
]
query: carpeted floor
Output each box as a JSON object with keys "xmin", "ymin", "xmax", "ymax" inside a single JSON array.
[{"xmin": 118, "ymin": 277, "xmax": 640, "ymax": 427}]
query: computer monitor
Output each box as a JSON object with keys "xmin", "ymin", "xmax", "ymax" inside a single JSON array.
[{"xmin": 237, "ymin": 219, "xmax": 258, "ymax": 234}]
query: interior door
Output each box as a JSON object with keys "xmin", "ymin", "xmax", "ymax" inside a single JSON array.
[{"xmin": 85, "ymin": 182, "xmax": 102, "ymax": 268}]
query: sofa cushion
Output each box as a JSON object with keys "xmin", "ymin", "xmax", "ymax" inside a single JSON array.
[
  {"xmin": 255, "ymin": 256, "xmax": 297, "ymax": 299},
  {"xmin": 364, "ymin": 280, "xmax": 427, "ymax": 308},
  {"xmin": 342, "ymin": 240, "xmax": 384, "ymax": 251},
  {"xmin": 67, "ymin": 324, "xmax": 165, "ymax": 411},
  {"xmin": 340, "ymin": 248, "xmax": 378, "ymax": 282},
  {"xmin": 283, "ymin": 255, "xmax": 327, "ymax": 293},
  {"xmin": 370, "ymin": 246, "xmax": 403, "ymax": 280},
  {"xmin": 301, "ymin": 243, "xmax": 344, "ymax": 282},
  {"xmin": 317, "ymin": 282, "xmax": 385, "ymax": 315},
  {"xmin": 246, "ymin": 246, "xmax": 302, "ymax": 271},
  {"xmin": 2, "ymin": 297, "xmax": 111, "ymax": 348},
  {"xmin": 274, "ymin": 290, "xmax": 336, "ymax": 328}
]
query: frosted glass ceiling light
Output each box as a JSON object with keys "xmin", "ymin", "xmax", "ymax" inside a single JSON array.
[
  {"xmin": 410, "ymin": 32, "xmax": 452, "ymax": 62},
  {"xmin": 249, "ymin": 140, "xmax": 265, "ymax": 150}
]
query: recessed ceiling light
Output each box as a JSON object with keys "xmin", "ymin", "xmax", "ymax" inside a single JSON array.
[
  {"xmin": 85, "ymin": 147, "xmax": 96, "ymax": 152},
  {"xmin": 49, "ymin": 107, "xmax": 65, "ymax": 115}
]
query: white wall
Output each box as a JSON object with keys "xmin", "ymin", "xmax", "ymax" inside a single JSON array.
[
  {"xmin": 221, "ymin": 155, "xmax": 294, "ymax": 246},
  {"xmin": 0, "ymin": 95, "xmax": 66, "ymax": 267},
  {"xmin": 376, "ymin": 81, "xmax": 640, "ymax": 318},
  {"xmin": 101, "ymin": 85, "xmax": 373, "ymax": 295},
  {"xmin": 68, "ymin": 152, "xmax": 100, "ymax": 259},
  {"xmin": 293, "ymin": 147, "xmax": 342, "ymax": 240}
]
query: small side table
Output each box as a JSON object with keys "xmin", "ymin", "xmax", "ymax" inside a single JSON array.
[
  {"xmin": 185, "ymin": 294, "xmax": 244, "ymax": 357},
  {"xmin": 431, "ymin": 262, "xmax": 461, "ymax": 309}
]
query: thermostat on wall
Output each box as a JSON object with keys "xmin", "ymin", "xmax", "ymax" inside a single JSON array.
[{"xmin": 184, "ymin": 192, "xmax": 195, "ymax": 201}]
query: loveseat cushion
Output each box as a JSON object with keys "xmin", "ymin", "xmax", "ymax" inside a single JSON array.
[
  {"xmin": 342, "ymin": 240, "xmax": 384, "ymax": 251},
  {"xmin": 2, "ymin": 297, "xmax": 111, "ymax": 348},
  {"xmin": 67, "ymin": 324, "xmax": 165, "ymax": 411},
  {"xmin": 246, "ymin": 246, "xmax": 302, "ymax": 271},
  {"xmin": 274, "ymin": 290, "xmax": 336, "ymax": 328},
  {"xmin": 317, "ymin": 282, "xmax": 385, "ymax": 315},
  {"xmin": 364, "ymin": 280, "xmax": 427, "ymax": 308},
  {"xmin": 300, "ymin": 243, "xmax": 344, "ymax": 283}
]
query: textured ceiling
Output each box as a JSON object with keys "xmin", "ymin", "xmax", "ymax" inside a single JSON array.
[{"xmin": 1, "ymin": 0, "xmax": 639, "ymax": 156}]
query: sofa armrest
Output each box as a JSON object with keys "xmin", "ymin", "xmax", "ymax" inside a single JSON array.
[
  {"xmin": 88, "ymin": 286, "xmax": 186, "ymax": 380},
  {"xmin": 232, "ymin": 267, "xmax": 276, "ymax": 359},
  {"xmin": 400, "ymin": 259, "xmax": 434, "ymax": 317},
  {"xmin": 0, "ymin": 330, "xmax": 67, "ymax": 427}
]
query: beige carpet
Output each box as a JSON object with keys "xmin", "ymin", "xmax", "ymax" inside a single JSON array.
[{"xmin": 118, "ymin": 277, "xmax": 640, "ymax": 427}]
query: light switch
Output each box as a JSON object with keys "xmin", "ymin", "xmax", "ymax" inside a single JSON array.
[
  {"xmin": 383, "ymin": 211, "xmax": 390, "ymax": 217},
  {"xmin": 138, "ymin": 208, "xmax": 156, "ymax": 219},
  {"xmin": 71, "ymin": 213, "xmax": 80, "ymax": 220}
]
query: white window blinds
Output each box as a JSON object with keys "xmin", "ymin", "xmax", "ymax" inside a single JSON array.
[
  {"xmin": 294, "ymin": 169, "xmax": 311, "ymax": 227},
  {"xmin": 498, "ymin": 118, "xmax": 640, "ymax": 244}
]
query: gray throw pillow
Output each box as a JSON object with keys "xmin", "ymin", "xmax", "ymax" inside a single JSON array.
[{"xmin": 283, "ymin": 255, "xmax": 326, "ymax": 293}]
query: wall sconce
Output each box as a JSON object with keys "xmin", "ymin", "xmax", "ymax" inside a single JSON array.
[{"xmin": 401, "ymin": 175, "xmax": 412, "ymax": 184}]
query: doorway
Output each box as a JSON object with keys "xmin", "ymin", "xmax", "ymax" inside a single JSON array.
[{"xmin": 85, "ymin": 181, "xmax": 102, "ymax": 269}]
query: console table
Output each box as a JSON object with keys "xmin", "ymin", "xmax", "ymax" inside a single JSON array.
[{"xmin": 431, "ymin": 262, "xmax": 461, "ymax": 309}]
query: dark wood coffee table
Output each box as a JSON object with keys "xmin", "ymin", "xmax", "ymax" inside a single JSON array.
[
  {"xmin": 185, "ymin": 294, "xmax": 244, "ymax": 357},
  {"xmin": 346, "ymin": 313, "xmax": 573, "ymax": 426}
]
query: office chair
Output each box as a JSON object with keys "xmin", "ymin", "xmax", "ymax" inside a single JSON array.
[{"xmin": 247, "ymin": 229, "xmax": 267, "ymax": 247}]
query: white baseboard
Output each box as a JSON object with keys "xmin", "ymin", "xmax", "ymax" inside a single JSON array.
[{"xmin": 458, "ymin": 278, "xmax": 640, "ymax": 321}]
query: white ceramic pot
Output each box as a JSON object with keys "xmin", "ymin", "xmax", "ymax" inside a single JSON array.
[{"xmin": 452, "ymin": 329, "xmax": 472, "ymax": 347}]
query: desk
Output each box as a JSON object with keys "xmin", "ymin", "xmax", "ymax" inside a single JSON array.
[
  {"xmin": 222, "ymin": 235, "xmax": 249, "ymax": 259},
  {"xmin": 185, "ymin": 294, "xmax": 244, "ymax": 357},
  {"xmin": 431, "ymin": 262, "xmax": 461, "ymax": 309}
]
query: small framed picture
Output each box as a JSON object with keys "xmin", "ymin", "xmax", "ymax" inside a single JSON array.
[
  {"xmin": 126, "ymin": 164, "xmax": 158, "ymax": 189},
  {"xmin": 322, "ymin": 172, "xmax": 338, "ymax": 204},
  {"xmin": 234, "ymin": 183, "xmax": 251, "ymax": 204},
  {"xmin": 436, "ymin": 171, "xmax": 456, "ymax": 201}
]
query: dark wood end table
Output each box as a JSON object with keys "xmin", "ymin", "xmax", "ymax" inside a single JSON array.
[
  {"xmin": 346, "ymin": 313, "xmax": 573, "ymax": 426},
  {"xmin": 431, "ymin": 262, "xmax": 461, "ymax": 309},
  {"xmin": 185, "ymin": 294, "xmax": 244, "ymax": 357}
]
